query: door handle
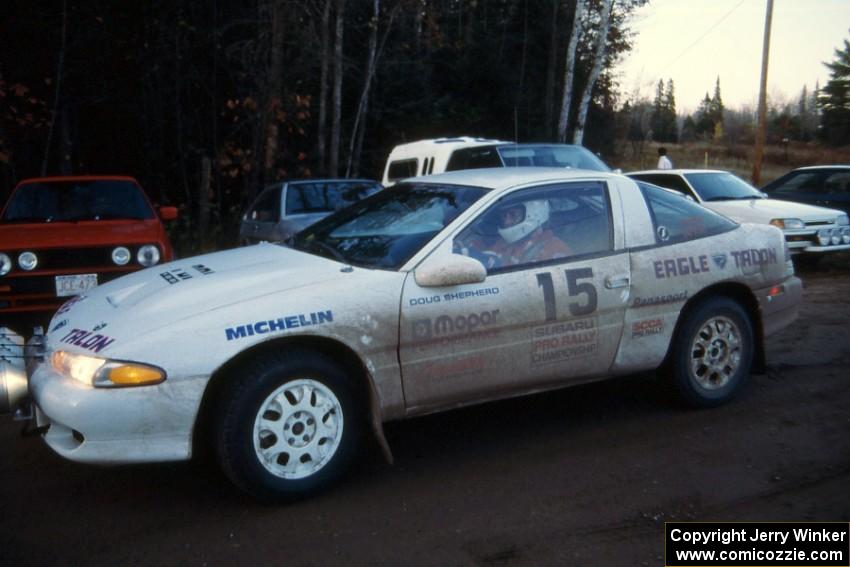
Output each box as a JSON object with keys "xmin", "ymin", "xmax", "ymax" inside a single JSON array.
[{"xmin": 604, "ymin": 275, "xmax": 630, "ymax": 289}]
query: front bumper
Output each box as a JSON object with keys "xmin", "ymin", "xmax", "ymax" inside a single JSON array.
[
  {"xmin": 756, "ymin": 276, "xmax": 803, "ymax": 337},
  {"xmin": 29, "ymin": 363, "xmax": 208, "ymax": 464}
]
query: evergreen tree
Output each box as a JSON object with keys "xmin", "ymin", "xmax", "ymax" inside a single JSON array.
[
  {"xmin": 710, "ymin": 76, "xmax": 724, "ymax": 138},
  {"xmin": 818, "ymin": 31, "xmax": 850, "ymax": 145}
]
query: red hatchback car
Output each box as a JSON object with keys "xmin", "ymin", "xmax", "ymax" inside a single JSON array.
[{"xmin": 0, "ymin": 176, "xmax": 177, "ymax": 322}]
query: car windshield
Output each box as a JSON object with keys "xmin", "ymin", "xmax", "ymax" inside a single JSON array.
[
  {"xmin": 1, "ymin": 179, "xmax": 155, "ymax": 222},
  {"xmin": 496, "ymin": 144, "xmax": 610, "ymax": 172},
  {"xmin": 684, "ymin": 172, "xmax": 764, "ymax": 202},
  {"xmin": 290, "ymin": 182, "xmax": 488, "ymax": 269}
]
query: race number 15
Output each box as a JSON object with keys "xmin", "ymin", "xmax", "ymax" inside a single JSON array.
[{"xmin": 536, "ymin": 268, "xmax": 598, "ymax": 321}]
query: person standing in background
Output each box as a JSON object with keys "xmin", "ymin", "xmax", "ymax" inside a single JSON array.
[{"xmin": 657, "ymin": 147, "xmax": 673, "ymax": 169}]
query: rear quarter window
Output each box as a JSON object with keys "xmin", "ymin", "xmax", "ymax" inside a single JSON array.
[
  {"xmin": 637, "ymin": 182, "xmax": 737, "ymax": 245},
  {"xmin": 387, "ymin": 159, "xmax": 419, "ymax": 182}
]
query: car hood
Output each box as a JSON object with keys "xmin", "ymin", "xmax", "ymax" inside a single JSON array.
[
  {"xmin": 0, "ymin": 219, "xmax": 163, "ymax": 249},
  {"xmin": 46, "ymin": 243, "xmax": 349, "ymax": 353},
  {"xmin": 704, "ymin": 198, "xmax": 843, "ymax": 223}
]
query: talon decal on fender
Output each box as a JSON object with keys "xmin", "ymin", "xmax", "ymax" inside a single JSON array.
[
  {"xmin": 60, "ymin": 328, "xmax": 116, "ymax": 353},
  {"xmin": 731, "ymin": 248, "xmax": 777, "ymax": 267}
]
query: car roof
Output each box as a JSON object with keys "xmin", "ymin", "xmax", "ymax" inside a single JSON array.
[
  {"xmin": 627, "ymin": 169, "xmax": 725, "ymax": 175},
  {"xmin": 402, "ymin": 167, "xmax": 622, "ymax": 191},
  {"xmin": 17, "ymin": 175, "xmax": 141, "ymax": 186},
  {"xmin": 790, "ymin": 165, "xmax": 850, "ymax": 171}
]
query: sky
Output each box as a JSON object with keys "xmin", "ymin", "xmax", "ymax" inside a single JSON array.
[{"xmin": 617, "ymin": 0, "xmax": 850, "ymax": 113}]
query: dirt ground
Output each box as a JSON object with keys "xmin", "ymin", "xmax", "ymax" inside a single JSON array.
[{"xmin": 1, "ymin": 261, "xmax": 849, "ymax": 566}]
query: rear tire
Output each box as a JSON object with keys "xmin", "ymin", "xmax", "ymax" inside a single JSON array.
[
  {"xmin": 668, "ymin": 297, "xmax": 754, "ymax": 408},
  {"xmin": 215, "ymin": 350, "xmax": 363, "ymax": 502}
]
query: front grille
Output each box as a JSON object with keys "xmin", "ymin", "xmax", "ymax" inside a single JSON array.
[
  {"xmin": 804, "ymin": 220, "xmax": 834, "ymax": 228},
  {"xmin": 2, "ymin": 246, "xmax": 151, "ymax": 271}
]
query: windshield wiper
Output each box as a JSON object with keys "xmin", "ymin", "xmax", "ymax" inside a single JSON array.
[
  {"xmin": 308, "ymin": 240, "xmax": 347, "ymax": 263},
  {"xmin": 702, "ymin": 196, "xmax": 736, "ymax": 202}
]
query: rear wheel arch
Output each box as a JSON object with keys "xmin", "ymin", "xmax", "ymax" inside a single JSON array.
[
  {"xmin": 192, "ymin": 335, "xmax": 386, "ymax": 461},
  {"xmin": 664, "ymin": 282, "xmax": 765, "ymax": 373}
]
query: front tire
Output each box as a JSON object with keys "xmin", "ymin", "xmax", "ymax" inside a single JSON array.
[
  {"xmin": 668, "ymin": 297, "xmax": 754, "ymax": 408},
  {"xmin": 215, "ymin": 350, "xmax": 363, "ymax": 502}
]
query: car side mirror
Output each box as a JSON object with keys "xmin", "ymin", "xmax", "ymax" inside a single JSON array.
[
  {"xmin": 414, "ymin": 253, "xmax": 487, "ymax": 287},
  {"xmin": 159, "ymin": 206, "xmax": 178, "ymax": 221}
]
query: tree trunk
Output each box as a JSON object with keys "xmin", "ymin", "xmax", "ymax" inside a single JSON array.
[
  {"xmin": 317, "ymin": 0, "xmax": 331, "ymax": 176},
  {"xmin": 346, "ymin": 0, "xmax": 380, "ymax": 177},
  {"xmin": 572, "ymin": 0, "xmax": 613, "ymax": 145},
  {"xmin": 42, "ymin": 0, "xmax": 68, "ymax": 176},
  {"xmin": 329, "ymin": 0, "xmax": 346, "ymax": 177},
  {"xmin": 544, "ymin": 0, "xmax": 560, "ymax": 139},
  {"xmin": 199, "ymin": 156, "xmax": 212, "ymax": 249},
  {"xmin": 262, "ymin": 0, "xmax": 286, "ymax": 185},
  {"xmin": 557, "ymin": 0, "xmax": 585, "ymax": 143}
]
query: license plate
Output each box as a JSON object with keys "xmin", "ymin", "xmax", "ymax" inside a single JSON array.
[{"xmin": 55, "ymin": 274, "xmax": 98, "ymax": 297}]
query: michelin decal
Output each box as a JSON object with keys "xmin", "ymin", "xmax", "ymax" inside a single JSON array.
[{"xmin": 225, "ymin": 310, "xmax": 334, "ymax": 341}]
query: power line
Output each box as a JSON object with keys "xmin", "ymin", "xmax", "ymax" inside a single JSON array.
[{"xmin": 656, "ymin": 0, "xmax": 748, "ymax": 76}]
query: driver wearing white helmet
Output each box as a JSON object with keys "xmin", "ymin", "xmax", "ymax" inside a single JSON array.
[{"xmin": 478, "ymin": 198, "xmax": 571, "ymax": 268}]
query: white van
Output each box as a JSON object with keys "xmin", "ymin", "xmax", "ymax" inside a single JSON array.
[{"xmin": 381, "ymin": 136, "xmax": 611, "ymax": 186}]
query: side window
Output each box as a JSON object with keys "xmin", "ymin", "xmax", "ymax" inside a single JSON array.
[
  {"xmin": 249, "ymin": 188, "xmax": 281, "ymax": 222},
  {"xmin": 454, "ymin": 182, "xmax": 612, "ymax": 272},
  {"xmin": 638, "ymin": 183, "xmax": 737, "ymax": 244},
  {"xmin": 633, "ymin": 174, "xmax": 693, "ymax": 197},
  {"xmin": 387, "ymin": 159, "xmax": 418, "ymax": 182},
  {"xmin": 770, "ymin": 172, "xmax": 819, "ymax": 195},
  {"xmin": 445, "ymin": 147, "xmax": 502, "ymax": 171},
  {"xmin": 332, "ymin": 182, "xmax": 383, "ymax": 210},
  {"xmin": 824, "ymin": 172, "xmax": 850, "ymax": 195}
]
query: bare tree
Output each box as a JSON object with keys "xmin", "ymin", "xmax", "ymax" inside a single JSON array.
[
  {"xmin": 544, "ymin": 0, "xmax": 560, "ymax": 139},
  {"xmin": 556, "ymin": 0, "xmax": 585, "ymax": 142},
  {"xmin": 317, "ymin": 0, "xmax": 331, "ymax": 175},
  {"xmin": 42, "ymin": 0, "xmax": 68, "ymax": 176},
  {"xmin": 262, "ymin": 0, "xmax": 287, "ymax": 185},
  {"xmin": 572, "ymin": 0, "xmax": 613, "ymax": 145},
  {"xmin": 328, "ymin": 0, "xmax": 346, "ymax": 177},
  {"xmin": 346, "ymin": 0, "xmax": 401, "ymax": 177}
]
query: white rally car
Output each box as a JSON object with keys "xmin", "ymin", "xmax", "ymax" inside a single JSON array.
[{"xmin": 5, "ymin": 168, "xmax": 801, "ymax": 501}]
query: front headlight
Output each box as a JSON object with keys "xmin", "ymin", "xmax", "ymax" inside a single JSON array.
[
  {"xmin": 843, "ymin": 227, "xmax": 850, "ymax": 244},
  {"xmin": 52, "ymin": 350, "xmax": 166, "ymax": 387},
  {"xmin": 818, "ymin": 229, "xmax": 830, "ymax": 246},
  {"xmin": 769, "ymin": 218, "xmax": 805, "ymax": 230},
  {"xmin": 18, "ymin": 251, "xmax": 38, "ymax": 271},
  {"xmin": 137, "ymin": 244, "xmax": 161, "ymax": 267},
  {"xmin": 0, "ymin": 253, "xmax": 11, "ymax": 276},
  {"xmin": 837, "ymin": 214, "xmax": 849, "ymax": 226},
  {"xmin": 112, "ymin": 246, "xmax": 131, "ymax": 266}
]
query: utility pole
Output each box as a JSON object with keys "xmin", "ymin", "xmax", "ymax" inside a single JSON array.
[{"xmin": 751, "ymin": 0, "xmax": 773, "ymax": 185}]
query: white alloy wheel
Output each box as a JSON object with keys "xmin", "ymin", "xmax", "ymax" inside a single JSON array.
[
  {"xmin": 253, "ymin": 379, "xmax": 344, "ymax": 480},
  {"xmin": 688, "ymin": 315, "xmax": 742, "ymax": 390}
]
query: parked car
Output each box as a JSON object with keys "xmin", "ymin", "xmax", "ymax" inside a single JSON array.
[
  {"xmin": 240, "ymin": 179, "xmax": 383, "ymax": 244},
  {"xmin": 381, "ymin": 137, "xmax": 611, "ymax": 186},
  {"xmin": 627, "ymin": 169, "xmax": 850, "ymax": 256},
  {"xmin": 761, "ymin": 165, "xmax": 850, "ymax": 216},
  {"xmin": 0, "ymin": 176, "xmax": 176, "ymax": 324},
  {"xmin": 7, "ymin": 168, "xmax": 801, "ymax": 502}
]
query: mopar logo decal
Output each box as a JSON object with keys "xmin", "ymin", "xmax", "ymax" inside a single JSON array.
[
  {"xmin": 225, "ymin": 310, "xmax": 334, "ymax": 341},
  {"xmin": 412, "ymin": 310, "xmax": 500, "ymax": 341},
  {"xmin": 712, "ymin": 253, "xmax": 728, "ymax": 269},
  {"xmin": 60, "ymin": 328, "xmax": 115, "ymax": 353}
]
